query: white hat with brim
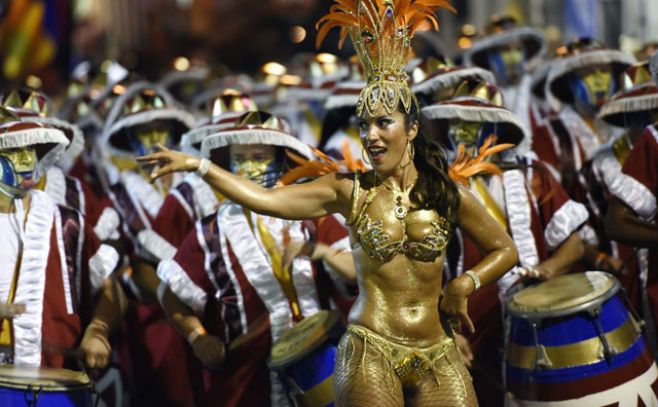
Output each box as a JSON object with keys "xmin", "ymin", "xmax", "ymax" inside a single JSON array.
[
  {"xmin": 463, "ymin": 27, "xmax": 547, "ymax": 68},
  {"xmin": 545, "ymin": 49, "xmax": 636, "ymax": 111},
  {"xmin": 201, "ymin": 126, "xmax": 313, "ymax": 171},
  {"xmin": 412, "ymin": 66, "xmax": 496, "ymax": 96},
  {"xmin": 422, "ymin": 97, "xmax": 528, "ymax": 147},
  {"xmin": 0, "ymin": 119, "xmax": 70, "ymax": 172}
]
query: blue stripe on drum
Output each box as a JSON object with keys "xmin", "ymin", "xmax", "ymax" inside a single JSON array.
[
  {"xmin": 506, "ymin": 335, "xmax": 647, "ymax": 384},
  {"xmin": 509, "ymin": 295, "xmax": 629, "ymax": 347}
]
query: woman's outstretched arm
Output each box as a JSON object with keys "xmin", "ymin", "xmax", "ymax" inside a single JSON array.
[{"xmin": 139, "ymin": 146, "xmax": 353, "ymax": 220}]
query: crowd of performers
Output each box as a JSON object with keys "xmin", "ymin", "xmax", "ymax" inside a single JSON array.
[{"xmin": 1, "ymin": 6, "xmax": 658, "ymax": 406}]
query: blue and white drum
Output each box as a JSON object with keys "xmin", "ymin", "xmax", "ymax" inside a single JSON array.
[
  {"xmin": 268, "ymin": 310, "xmax": 343, "ymax": 407},
  {"xmin": 0, "ymin": 365, "xmax": 92, "ymax": 406},
  {"xmin": 505, "ymin": 271, "xmax": 658, "ymax": 406}
]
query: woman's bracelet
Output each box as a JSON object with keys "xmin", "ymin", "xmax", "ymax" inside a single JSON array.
[
  {"xmin": 464, "ymin": 270, "xmax": 481, "ymax": 292},
  {"xmin": 186, "ymin": 326, "xmax": 207, "ymax": 345},
  {"xmin": 196, "ymin": 158, "xmax": 211, "ymax": 178}
]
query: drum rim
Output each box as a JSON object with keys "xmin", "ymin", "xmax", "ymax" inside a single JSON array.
[
  {"xmin": 268, "ymin": 310, "xmax": 341, "ymax": 370},
  {"xmin": 0, "ymin": 365, "xmax": 91, "ymax": 391},
  {"xmin": 506, "ymin": 271, "xmax": 620, "ymax": 320}
]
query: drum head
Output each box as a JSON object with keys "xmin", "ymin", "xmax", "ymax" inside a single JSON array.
[
  {"xmin": 268, "ymin": 310, "xmax": 341, "ymax": 370},
  {"xmin": 0, "ymin": 365, "xmax": 91, "ymax": 391},
  {"xmin": 506, "ymin": 271, "xmax": 619, "ymax": 319}
]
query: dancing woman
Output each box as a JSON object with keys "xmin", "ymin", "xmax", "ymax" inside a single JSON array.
[{"xmin": 140, "ymin": 1, "xmax": 518, "ymax": 405}]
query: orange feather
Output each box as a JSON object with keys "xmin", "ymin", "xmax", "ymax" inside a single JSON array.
[{"xmin": 448, "ymin": 136, "xmax": 514, "ymax": 186}]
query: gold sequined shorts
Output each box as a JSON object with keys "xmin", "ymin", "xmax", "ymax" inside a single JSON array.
[{"xmin": 334, "ymin": 324, "xmax": 478, "ymax": 406}]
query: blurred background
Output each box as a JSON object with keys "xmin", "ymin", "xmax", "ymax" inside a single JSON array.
[{"xmin": 1, "ymin": 0, "xmax": 657, "ymax": 94}]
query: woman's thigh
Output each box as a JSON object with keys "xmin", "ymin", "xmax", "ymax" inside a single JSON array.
[
  {"xmin": 333, "ymin": 333, "xmax": 405, "ymax": 407},
  {"xmin": 404, "ymin": 348, "xmax": 478, "ymax": 407}
]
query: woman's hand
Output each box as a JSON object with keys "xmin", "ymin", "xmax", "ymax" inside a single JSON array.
[
  {"xmin": 137, "ymin": 144, "xmax": 201, "ymax": 181},
  {"xmin": 441, "ymin": 275, "xmax": 475, "ymax": 334},
  {"xmin": 454, "ymin": 333, "xmax": 474, "ymax": 368}
]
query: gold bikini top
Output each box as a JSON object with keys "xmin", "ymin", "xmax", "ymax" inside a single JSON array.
[{"xmin": 347, "ymin": 172, "xmax": 451, "ymax": 263}]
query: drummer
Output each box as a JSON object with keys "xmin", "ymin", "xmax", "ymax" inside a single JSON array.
[
  {"xmin": 605, "ymin": 51, "xmax": 658, "ymax": 354},
  {"xmin": 157, "ymin": 111, "xmax": 354, "ymax": 406},
  {"xmin": 0, "ymin": 107, "xmax": 121, "ymax": 370},
  {"xmin": 422, "ymin": 79, "xmax": 589, "ymax": 406}
]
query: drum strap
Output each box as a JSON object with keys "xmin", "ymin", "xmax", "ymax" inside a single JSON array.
[
  {"xmin": 303, "ymin": 110, "xmax": 322, "ymax": 145},
  {"xmin": 612, "ymin": 133, "xmax": 631, "ymax": 166},
  {"xmin": 470, "ymin": 177, "xmax": 507, "ymax": 229},
  {"xmin": 243, "ymin": 209, "xmax": 304, "ymax": 322}
]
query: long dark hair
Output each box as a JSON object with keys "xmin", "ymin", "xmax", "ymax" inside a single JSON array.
[{"xmin": 406, "ymin": 102, "xmax": 461, "ymax": 224}]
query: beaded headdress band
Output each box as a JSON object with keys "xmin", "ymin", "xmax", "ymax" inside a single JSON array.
[{"xmin": 316, "ymin": 0, "xmax": 454, "ymax": 117}]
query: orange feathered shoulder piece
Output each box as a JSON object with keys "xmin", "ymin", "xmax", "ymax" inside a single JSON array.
[
  {"xmin": 277, "ymin": 141, "xmax": 366, "ymax": 186},
  {"xmin": 277, "ymin": 136, "xmax": 514, "ymax": 186},
  {"xmin": 448, "ymin": 136, "xmax": 515, "ymax": 186}
]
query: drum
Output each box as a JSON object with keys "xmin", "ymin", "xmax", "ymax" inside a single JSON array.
[
  {"xmin": 505, "ymin": 271, "xmax": 658, "ymax": 406},
  {"xmin": 0, "ymin": 365, "xmax": 92, "ymax": 406},
  {"xmin": 268, "ymin": 310, "xmax": 343, "ymax": 407}
]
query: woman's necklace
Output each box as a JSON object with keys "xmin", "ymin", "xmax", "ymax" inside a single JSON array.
[{"xmin": 380, "ymin": 178, "xmax": 415, "ymax": 220}]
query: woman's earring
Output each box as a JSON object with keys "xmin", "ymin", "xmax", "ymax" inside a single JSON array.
[
  {"xmin": 400, "ymin": 140, "xmax": 413, "ymax": 169},
  {"xmin": 361, "ymin": 147, "xmax": 371, "ymax": 165},
  {"xmin": 409, "ymin": 143, "xmax": 415, "ymax": 161}
]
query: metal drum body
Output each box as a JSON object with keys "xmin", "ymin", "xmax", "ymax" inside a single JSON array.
[
  {"xmin": 268, "ymin": 310, "xmax": 343, "ymax": 407},
  {"xmin": 505, "ymin": 272, "xmax": 658, "ymax": 406},
  {"xmin": 0, "ymin": 365, "xmax": 92, "ymax": 406}
]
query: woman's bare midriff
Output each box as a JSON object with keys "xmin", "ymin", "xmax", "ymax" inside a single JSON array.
[{"xmin": 348, "ymin": 248, "xmax": 447, "ymax": 347}]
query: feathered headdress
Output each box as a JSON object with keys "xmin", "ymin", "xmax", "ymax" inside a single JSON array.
[{"xmin": 316, "ymin": 0, "xmax": 454, "ymax": 117}]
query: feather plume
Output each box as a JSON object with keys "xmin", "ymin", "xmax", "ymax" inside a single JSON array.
[
  {"xmin": 449, "ymin": 136, "xmax": 514, "ymax": 186},
  {"xmin": 316, "ymin": 0, "xmax": 454, "ymax": 49},
  {"xmin": 277, "ymin": 144, "xmax": 366, "ymax": 186}
]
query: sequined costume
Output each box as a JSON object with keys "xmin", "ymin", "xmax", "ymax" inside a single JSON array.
[
  {"xmin": 334, "ymin": 325, "xmax": 477, "ymax": 407},
  {"xmin": 349, "ymin": 171, "xmax": 451, "ymax": 263}
]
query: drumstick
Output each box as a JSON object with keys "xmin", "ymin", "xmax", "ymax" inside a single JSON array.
[{"xmin": 228, "ymin": 313, "xmax": 270, "ymax": 351}]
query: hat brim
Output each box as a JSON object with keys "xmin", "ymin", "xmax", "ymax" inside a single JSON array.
[
  {"xmin": 324, "ymin": 81, "xmax": 365, "ymax": 110},
  {"xmin": 598, "ymin": 87, "xmax": 658, "ymax": 126},
  {"xmin": 0, "ymin": 124, "xmax": 70, "ymax": 171},
  {"xmin": 422, "ymin": 102, "xmax": 527, "ymax": 146},
  {"xmin": 464, "ymin": 27, "xmax": 547, "ymax": 68},
  {"xmin": 412, "ymin": 67, "xmax": 496, "ymax": 96},
  {"xmin": 180, "ymin": 112, "xmax": 244, "ymax": 152},
  {"xmin": 546, "ymin": 50, "xmax": 636, "ymax": 109},
  {"xmin": 103, "ymin": 108, "xmax": 196, "ymax": 157}
]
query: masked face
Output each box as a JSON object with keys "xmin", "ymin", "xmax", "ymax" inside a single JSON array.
[
  {"xmin": 0, "ymin": 147, "xmax": 38, "ymax": 197},
  {"xmin": 487, "ymin": 44, "xmax": 525, "ymax": 86},
  {"xmin": 229, "ymin": 144, "xmax": 278, "ymax": 187},
  {"xmin": 132, "ymin": 124, "xmax": 172, "ymax": 156},
  {"xmin": 448, "ymin": 120, "xmax": 482, "ymax": 151},
  {"xmin": 571, "ymin": 66, "xmax": 616, "ymax": 116}
]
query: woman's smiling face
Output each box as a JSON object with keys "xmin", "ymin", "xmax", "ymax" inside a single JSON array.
[{"xmin": 358, "ymin": 107, "xmax": 417, "ymax": 175}]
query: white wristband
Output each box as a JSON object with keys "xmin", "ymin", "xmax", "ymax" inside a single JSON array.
[
  {"xmin": 464, "ymin": 270, "xmax": 481, "ymax": 292},
  {"xmin": 196, "ymin": 158, "xmax": 211, "ymax": 178}
]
